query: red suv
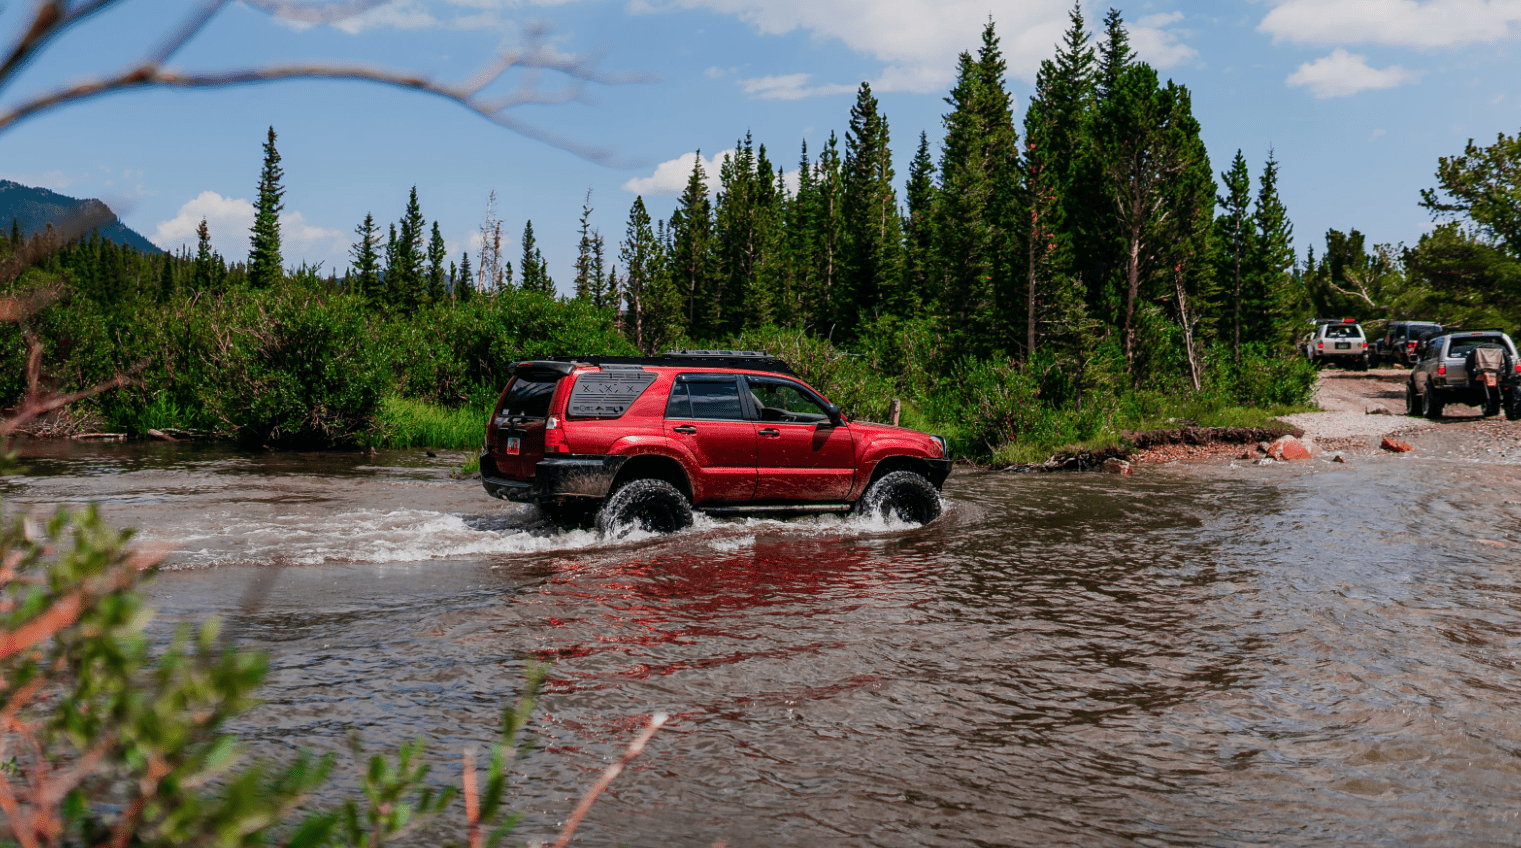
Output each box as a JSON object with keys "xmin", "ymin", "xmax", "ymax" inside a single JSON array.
[{"xmin": 480, "ymin": 351, "xmax": 951, "ymax": 534}]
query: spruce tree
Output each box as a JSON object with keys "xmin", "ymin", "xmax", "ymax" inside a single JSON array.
[
  {"xmin": 619, "ymin": 196, "xmax": 673, "ymax": 353},
  {"xmin": 934, "ymin": 51, "xmax": 998, "ymax": 357},
  {"xmin": 193, "ymin": 218, "xmax": 215, "ymax": 291},
  {"xmin": 781, "ymin": 140, "xmax": 822, "ymax": 329},
  {"xmin": 902, "ymin": 131, "xmax": 938, "ymax": 313},
  {"xmin": 1249, "ymin": 150, "xmax": 1299, "ymax": 346},
  {"xmin": 1216, "ymin": 151, "xmax": 1256, "ymax": 360},
  {"xmin": 814, "ymin": 133, "xmax": 845, "ymax": 334},
  {"xmin": 712, "ymin": 133, "xmax": 782, "ymax": 334},
  {"xmin": 426, "ymin": 221, "xmax": 447, "ymax": 304},
  {"xmin": 392, "ymin": 187, "xmax": 427, "ymax": 309},
  {"xmin": 519, "ymin": 220, "xmax": 554, "ymax": 295},
  {"xmin": 668, "ymin": 152, "xmax": 714, "ymax": 331},
  {"xmin": 248, "ymin": 126, "xmax": 284, "ymax": 288},
  {"xmin": 841, "ymin": 83, "xmax": 905, "ymax": 335},
  {"xmin": 573, "ymin": 189, "xmax": 599, "ymax": 301},
  {"xmin": 457, "ymin": 251, "xmax": 474, "ymax": 303},
  {"xmin": 349, "ymin": 212, "xmax": 382, "ymax": 301}
]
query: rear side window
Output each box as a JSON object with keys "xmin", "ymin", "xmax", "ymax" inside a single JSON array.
[
  {"xmin": 665, "ymin": 376, "xmax": 746, "ymax": 420},
  {"xmin": 500, "ymin": 378, "xmax": 559, "ymax": 418},
  {"xmin": 567, "ymin": 369, "xmax": 657, "ymax": 418}
]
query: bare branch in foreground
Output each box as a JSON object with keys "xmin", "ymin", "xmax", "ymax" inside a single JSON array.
[
  {"xmin": 0, "ymin": 0, "xmax": 653, "ymax": 165},
  {"xmin": 551, "ymin": 712, "xmax": 668, "ymax": 848}
]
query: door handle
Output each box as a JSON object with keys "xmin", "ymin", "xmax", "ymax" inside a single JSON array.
[
  {"xmin": 672, "ymin": 425, "xmax": 697, "ymax": 435},
  {"xmin": 758, "ymin": 428, "xmax": 781, "ymax": 437}
]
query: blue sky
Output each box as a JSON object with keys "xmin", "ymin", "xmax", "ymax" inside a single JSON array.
[{"xmin": 2, "ymin": 0, "xmax": 1520, "ymax": 295}]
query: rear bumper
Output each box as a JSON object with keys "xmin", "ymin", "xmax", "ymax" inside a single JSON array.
[{"xmin": 480, "ymin": 452, "xmax": 628, "ymax": 503}]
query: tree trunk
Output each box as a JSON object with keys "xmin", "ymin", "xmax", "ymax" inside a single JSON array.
[
  {"xmin": 1123, "ymin": 229, "xmax": 1141, "ymax": 367},
  {"xmin": 1175, "ymin": 269, "xmax": 1201, "ymax": 391}
]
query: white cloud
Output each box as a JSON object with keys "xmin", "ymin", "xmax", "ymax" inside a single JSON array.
[
  {"xmin": 621, "ymin": 149, "xmax": 735, "ymax": 195},
  {"xmin": 332, "ymin": 0, "xmax": 439, "ymax": 33},
  {"xmin": 737, "ymin": 72, "xmax": 855, "ymax": 100},
  {"xmin": 1286, "ymin": 48, "xmax": 1424, "ymax": 97},
  {"xmin": 1131, "ymin": 13, "xmax": 1198, "ymax": 68},
  {"xmin": 153, "ymin": 191, "xmax": 344, "ymax": 263},
  {"xmin": 1370, "ymin": 128, "xmax": 1387, "ymax": 140},
  {"xmin": 1260, "ymin": 0, "xmax": 1521, "ymax": 49},
  {"xmin": 634, "ymin": 0, "xmax": 1181, "ymax": 89}
]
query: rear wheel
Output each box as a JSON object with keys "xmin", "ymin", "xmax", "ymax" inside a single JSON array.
[
  {"xmin": 1422, "ymin": 386, "xmax": 1445, "ymax": 419},
  {"xmin": 1484, "ymin": 391, "xmax": 1502, "ymax": 418},
  {"xmin": 596, "ymin": 478, "xmax": 693, "ymax": 538},
  {"xmin": 854, "ymin": 470, "xmax": 942, "ymax": 526},
  {"xmin": 1506, "ymin": 390, "xmax": 1521, "ymax": 421},
  {"xmin": 1405, "ymin": 381, "xmax": 1419, "ymax": 416}
]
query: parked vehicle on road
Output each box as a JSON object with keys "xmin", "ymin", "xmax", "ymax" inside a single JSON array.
[
  {"xmin": 479, "ymin": 351, "xmax": 951, "ymax": 535},
  {"xmin": 1301, "ymin": 318, "xmax": 1370, "ymax": 370},
  {"xmin": 1371, "ymin": 320, "xmax": 1443, "ymax": 367},
  {"xmin": 1406, "ymin": 330, "xmax": 1521, "ymax": 419}
]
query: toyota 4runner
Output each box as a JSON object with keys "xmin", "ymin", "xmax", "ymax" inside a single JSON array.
[
  {"xmin": 479, "ymin": 351, "xmax": 952, "ymax": 535},
  {"xmin": 1406, "ymin": 330, "xmax": 1521, "ymax": 420},
  {"xmin": 1302, "ymin": 318, "xmax": 1369, "ymax": 369}
]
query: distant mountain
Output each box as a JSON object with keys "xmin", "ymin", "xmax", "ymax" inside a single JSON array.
[{"xmin": 0, "ymin": 179, "xmax": 161, "ymax": 255}]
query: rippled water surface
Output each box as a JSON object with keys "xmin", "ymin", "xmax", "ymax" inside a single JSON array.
[{"xmin": 7, "ymin": 440, "xmax": 1521, "ymax": 847}]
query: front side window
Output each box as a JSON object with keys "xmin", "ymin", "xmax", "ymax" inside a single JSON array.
[
  {"xmin": 665, "ymin": 376, "xmax": 746, "ymax": 420},
  {"xmin": 747, "ymin": 378, "xmax": 831, "ymax": 423}
]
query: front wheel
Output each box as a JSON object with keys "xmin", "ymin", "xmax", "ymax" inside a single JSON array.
[
  {"xmin": 1405, "ymin": 382, "xmax": 1420, "ymax": 416},
  {"xmin": 1483, "ymin": 389, "xmax": 1502, "ymax": 418},
  {"xmin": 596, "ymin": 478, "xmax": 693, "ymax": 538},
  {"xmin": 854, "ymin": 470, "xmax": 942, "ymax": 526}
]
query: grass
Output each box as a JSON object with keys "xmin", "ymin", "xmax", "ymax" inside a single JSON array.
[
  {"xmin": 373, "ymin": 396, "xmax": 490, "ymax": 451},
  {"xmin": 984, "ymin": 398, "xmax": 1315, "ymax": 467}
]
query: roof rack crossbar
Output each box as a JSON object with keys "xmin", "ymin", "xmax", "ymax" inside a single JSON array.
[{"xmin": 540, "ymin": 352, "xmax": 797, "ymax": 376}]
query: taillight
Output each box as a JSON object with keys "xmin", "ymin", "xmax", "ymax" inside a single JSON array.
[
  {"xmin": 1438, "ymin": 364, "xmax": 1446, "ymax": 376},
  {"xmin": 1514, "ymin": 362, "xmax": 1520, "ymax": 374},
  {"xmin": 1317, "ymin": 341, "xmax": 1324, "ymax": 350},
  {"xmin": 1407, "ymin": 342, "xmax": 1416, "ymax": 351},
  {"xmin": 544, "ymin": 416, "xmax": 569, "ymax": 453}
]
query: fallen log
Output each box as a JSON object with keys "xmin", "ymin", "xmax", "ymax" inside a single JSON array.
[{"xmin": 71, "ymin": 432, "xmax": 126, "ymax": 441}]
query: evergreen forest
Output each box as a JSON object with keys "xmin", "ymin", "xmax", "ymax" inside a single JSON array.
[{"xmin": 4, "ymin": 8, "xmax": 1517, "ymax": 462}]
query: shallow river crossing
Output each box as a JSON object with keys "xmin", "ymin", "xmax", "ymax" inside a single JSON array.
[{"xmin": 5, "ymin": 440, "xmax": 1521, "ymax": 847}]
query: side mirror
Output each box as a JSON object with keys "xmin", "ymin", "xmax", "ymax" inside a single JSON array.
[{"xmin": 824, "ymin": 403, "xmax": 843, "ymax": 427}]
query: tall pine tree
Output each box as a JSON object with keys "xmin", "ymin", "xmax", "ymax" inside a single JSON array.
[
  {"xmin": 248, "ymin": 126, "xmax": 284, "ymax": 288},
  {"xmin": 840, "ymin": 83, "xmax": 905, "ymax": 335}
]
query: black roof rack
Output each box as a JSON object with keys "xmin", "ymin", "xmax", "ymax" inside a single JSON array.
[{"xmin": 538, "ymin": 350, "xmax": 797, "ymax": 376}]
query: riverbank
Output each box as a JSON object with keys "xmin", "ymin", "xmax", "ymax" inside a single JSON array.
[{"xmin": 1130, "ymin": 367, "xmax": 1521, "ymax": 468}]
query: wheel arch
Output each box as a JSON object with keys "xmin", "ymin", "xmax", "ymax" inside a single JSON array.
[
  {"xmin": 865, "ymin": 454, "xmax": 947, "ymax": 490},
  {"xmin": 608, "ymin": 453, "xmax": 693, "ymax": 501}
]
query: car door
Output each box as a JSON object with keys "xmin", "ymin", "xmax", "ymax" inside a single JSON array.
[
  {"xmin": 664, "ymin": 374, "xmax": 757, "ymax": 504},
  {"xmin": 744, "ymin": 376, "xmax": 855, "ymax": 502}
]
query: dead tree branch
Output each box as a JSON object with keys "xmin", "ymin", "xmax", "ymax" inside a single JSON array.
[{"xmin": 0, "ymin": 1, "xmax": 651, "ymax": 164}]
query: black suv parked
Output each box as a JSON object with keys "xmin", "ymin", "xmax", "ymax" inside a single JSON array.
[
  {"xmin": 1372, "ymin": 320, "xmax": 1443, "ymax": 367},
  {"xmin": 1406, "ymin": 330, "xmax": 1521, "ymax": 419}
]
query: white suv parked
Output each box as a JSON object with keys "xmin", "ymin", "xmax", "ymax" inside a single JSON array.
[{"xmin": 1301, "ymin": 319, "xmax": 1369, "ymax": 370}]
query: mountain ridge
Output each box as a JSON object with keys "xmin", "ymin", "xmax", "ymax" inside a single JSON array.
[{"xmin": 0, "ymin": 179, "xmax": 161, "ymax": 255}]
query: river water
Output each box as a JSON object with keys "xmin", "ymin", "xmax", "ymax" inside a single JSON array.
[{"xmin": 6, "ymin": 440, "xmax": 1521, "ymax": 847}]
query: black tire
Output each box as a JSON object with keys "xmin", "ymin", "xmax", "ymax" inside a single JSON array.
[
  {"xmin": 595, "ymin": 478, "xmax": 693, "ymax": 537},
  {"xmin": 538, "ymin": 500, "xmax": 596, "ymax": 530},
  {"xmin": 1405, "ymin": 382, "xmax": 1419, "ymax": 416},
  {"xmin": 1506, "ymin": 390, "xmax": 1521, "ymax": 421},
  {"xmin": 854, "ymin": 470, "xmax": 942, "ymax": 526},
  {"xmin": 1422, "ymin": 386, "xmax": 1445, "ymax": 419},
  {"xmin": 1484, "ymin": 392, "xmax": 1502, "ymax": 418}
]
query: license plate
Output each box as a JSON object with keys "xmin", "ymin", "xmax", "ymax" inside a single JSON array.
[
  {"xmin": 1335, "ymin": 342, "xmax": 1350, "ymax": 350},
  {"xmin": 506, "ymin": 437, "xmax": 521, "ymax": 455},
  {"xmin": 1485, "ymin": 373, "xmax": 1498, "ymax": 387}
]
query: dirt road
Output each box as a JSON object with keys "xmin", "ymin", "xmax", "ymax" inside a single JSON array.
[{"xmin": 1282, "ymin": 368, "xmax": 1521, "ymax": 461}]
